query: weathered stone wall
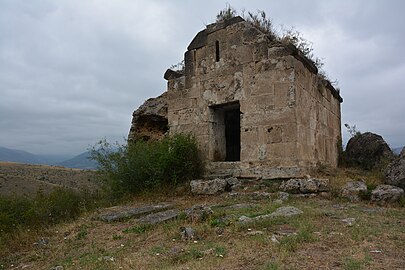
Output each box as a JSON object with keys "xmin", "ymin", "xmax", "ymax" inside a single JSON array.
[{"xmin": 164, "ymin": 17, "xmax": 342, "ymax": 178}]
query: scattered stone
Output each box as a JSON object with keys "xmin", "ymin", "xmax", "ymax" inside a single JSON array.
[
  {"xmin": 180, "ymin": 227, "xmax": 197, "ymax": 240},
  {"xmin": 34, "ymin": 237, "xmax": 49, "ymax": 246},
  {"xmin": 279, "ymin": 178, "xmax": 330, "ymax": 194},
  {"xmin": 277, "ymin": 191, "xmax": 290, "ymax": 201},
  {"xmin": 267, "ymin": 206, "xmax": 303, "ymax": 218},
  {"xmin": 239, "ymin": 206, "xmax": 303, "ymax": 224},
  {"xmin": 238, "ymin": 215, "xmax": 253, "ymax": 224},
  {"xmin": 226, "ymin": 191, "xmax": 272, "ymax": 200},
  {"xmin": 341, "ymin": 218, "xmax": 356, "ymax": 227},
  {"xmin": 340, "ymin": 181, "xmax": 367, "ymax": 202},
  {"xmin": 345, "ymin": 132, "xmax": 395, "ymax": 170},
  {"xmin": 385, "ymin": 148, "xmax": 405, "ymax": 189},
  {"xmin": 138, "ymin": 209, "xmax": 180, "ymax": 225},
  {"xmin": 221, "ymin": 203, "xmax": 257, "ymax": 210},
  {"xmin": 184, "ymin": 205, "xmax": 213, "ymax": 222},
  {"xmin": 279, "ymin": 179, "xmax": 300, "ymax": 193},
  {"xmin": 215, "ymin": 227, "xmax": 224, "ymax": 236},
  {"xmin": 49, "ymin": 266, "xmax": 63, "ymax": 270},
  {"xmin": 247, "ymin": 230, "xmax": 264, "ymax": 236},
  {"xmin": 270, "ymin": 235, "xmax": 280, "ymax": 243},
  {"xmin": 225, "ymin": 177, "xmax": 242, "ymax": 191},
  {"xmin": 99, "ymin": 256, "xmax": 115, "ymax": 262},
  {"xmin": 370, "ymin": 185, "xmax": 404, "ymax": 204},
  {"xmin": 190, "ymin": 178, "xmax": 227, "ymax": 195},
  {"xmin": 99, "ymin": 203, "xmax": 172, "ymax": 222}
]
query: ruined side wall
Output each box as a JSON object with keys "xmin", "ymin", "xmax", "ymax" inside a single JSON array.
[
  {"xmin": 294, "ymin": 61, "xmax": 342, "ymax": 168},
  {"xmin": 128, "ymin": 92, "xmax": 168, "ymax": 142}
]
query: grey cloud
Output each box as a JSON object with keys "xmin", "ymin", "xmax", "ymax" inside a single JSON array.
[{"xmin": 0, "ymin": 0, "xmax": 404, "ymax": 155}]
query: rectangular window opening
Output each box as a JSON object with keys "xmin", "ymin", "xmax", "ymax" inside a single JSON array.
[{"xmin": 215, "ymin": 40, "xmax": 220, "ymax": 62}]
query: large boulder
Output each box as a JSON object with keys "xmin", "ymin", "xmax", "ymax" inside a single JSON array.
[
  {"xmin": 385, "ymin": 147, "xmax": 405, "ymax": 189},
  {"xmin": 370, "ymin": 184, "xmax": 404, "ymax": 204},
  {"xmin": 340, "ymin": 180, "xmax": 367, "ymax": 202},
  {"xmin": 345, "ymin": 132, "xmax": 395, "ymax": 170}
]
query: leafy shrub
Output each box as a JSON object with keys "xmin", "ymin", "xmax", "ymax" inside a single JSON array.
[{"xmin": 90, "ymin": 134, "xmax": 203, "ymax": 197}]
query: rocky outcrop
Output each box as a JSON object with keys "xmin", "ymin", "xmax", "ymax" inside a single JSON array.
[
  {"xmin": 385, "ymin": 147, "xmax": 405, "ymax": 189},
  {"xmin": 345, "ymin": 132, "xmax": 395, "ymax": 170},
  {"xmin": 279, "ymin": 178, "xmax": 329, "ymax": 194},
  {"xmin": 370, "ymin": 184, "xmax": 404, "ymax": 204},
  {"xmin": 190, "ymin": 177, "xmax": 241, "ymax": 195},
  {"xmin": 128, "ymin": 92, "xmax": 168, "ymax": 143},
  {"xmin": 340, "ymin": 181, "xmax": 367, "ymax": 202}
]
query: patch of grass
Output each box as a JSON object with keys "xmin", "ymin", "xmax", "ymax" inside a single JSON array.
[
  {"xmin": 123, "ymin": 225, "xmax": 149, "ymax": 234},
  {"xmin": 263, "ymin": 261, "xmax": 280, "ymax": 270},
  {"xmin": 343, "ymin": 256, "xmax": 371, "ymax": 270},
  {"xmin": 170, "ymin": 247, "xmax": 203, "ymax": 263},
  {"xmin": 0, "ymin": 188, "xmax": 100, "ymax": 236},
  {"xmin": 76, "ymin": 229, "xmax": 88, "ymax": 240}
]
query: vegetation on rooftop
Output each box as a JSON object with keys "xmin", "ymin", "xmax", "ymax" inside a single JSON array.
[{"xmin": 216, "ymin": 5, "xmax": 328, "ymax": 77}]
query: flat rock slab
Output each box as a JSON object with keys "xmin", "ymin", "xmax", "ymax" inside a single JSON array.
[
  {"xmin": 239, "ymin": 206, "xmax": 303, "ymax": 224},
  {"xmin": 221, "ymin": 203, "xmax": 258, "ymax": 210},
  {"xmin": 138, "ymin": 209, "xmax": 180, "ymax": 225},
  {"xmin": 99, "ymin": 203, "xmax": 172, "ymax": 222},
  {"xmin": 226, "ymin": 191, "xmax": 272, "ymax": 200}
]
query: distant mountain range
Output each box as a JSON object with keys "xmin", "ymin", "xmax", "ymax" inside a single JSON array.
[
  {"xmin": 55, "ymin": 151, "xmax": 98, "ymax": 170},
  {"xmin": 393, "ymin": 146, "xmax": 404, "ymax": 155},
  {"xmin": 0, "ymin": 146, "xmax": 97, "ymax": 169}
]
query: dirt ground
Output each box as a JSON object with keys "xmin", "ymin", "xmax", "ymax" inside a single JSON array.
[
  {"xmin": 1, "ymin": 193, "xmax": 404, "ymax": 270},
  {"xmin": 0, "ymin": 162, "xmax": 99, "ymax": 197}
]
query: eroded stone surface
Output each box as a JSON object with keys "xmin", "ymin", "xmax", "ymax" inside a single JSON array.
[
  {"xmin": 128, "ymin": 92, "xmax": 168, "ymax": 142},
  {"xmin": 385, "ymin": 148, "xmax": 405, "ymax": 189},
  {"xmin": 190, "ymin": 177, "xmax": 241, "ymax": 195},
  {"xmin": 99, "ymin": 203, "xmax": 172, "ymax": 222},
  {"xmin": 371, "ymin": 185, "xmax": 404, "ymax": 204},
  {"xmin": 138, "ymin": 209, "xmax": 180, "ymax": 225},
  {"xmin": 184, "ymin": 205, "xmax": 213, "ymax": 222},
  {"xmin": 239, "ymin": 206, "xmax": 303, "ymax": 224},
  {"xmin": 279, "ymin": 178, "xmax": 330, "ymax": 194},
  {"xmin": 340, "ymin": 181, "xmax": 367, "ymax": 202},
  {"xmin": 190, "ymin": 178, "xmax": 227, "ymax": 195}
]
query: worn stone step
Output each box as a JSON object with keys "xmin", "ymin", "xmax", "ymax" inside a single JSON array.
[
  {"xmin": 99, "ymin": 203, "xmax": 172, "ymax": 222},
  {"xmin": 138, "ymin": 209, "xmax": 181, "ymax": 225}
]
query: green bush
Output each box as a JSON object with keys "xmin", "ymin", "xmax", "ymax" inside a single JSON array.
[{"xmin": 90, "ymin": 134, "xmax": 203, "ymax": 197}]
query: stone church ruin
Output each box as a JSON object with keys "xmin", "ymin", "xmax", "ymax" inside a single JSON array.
[{"xmin": 129, "ymin": 16, "xmax": 343, "ymax": 179}]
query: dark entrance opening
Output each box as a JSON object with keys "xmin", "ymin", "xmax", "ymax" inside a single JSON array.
[
  {"xmin": 225, "ymin": 109, "xmax": 240, "ymax": 161},
  {"xmin": 210, "ymin": 102, "xmax": 241, "ymax": 162}
]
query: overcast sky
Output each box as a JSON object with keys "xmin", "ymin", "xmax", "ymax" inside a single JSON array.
[{"xmin": 0, "ymin": 0, "xmax": 404, "ymax": 156}]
